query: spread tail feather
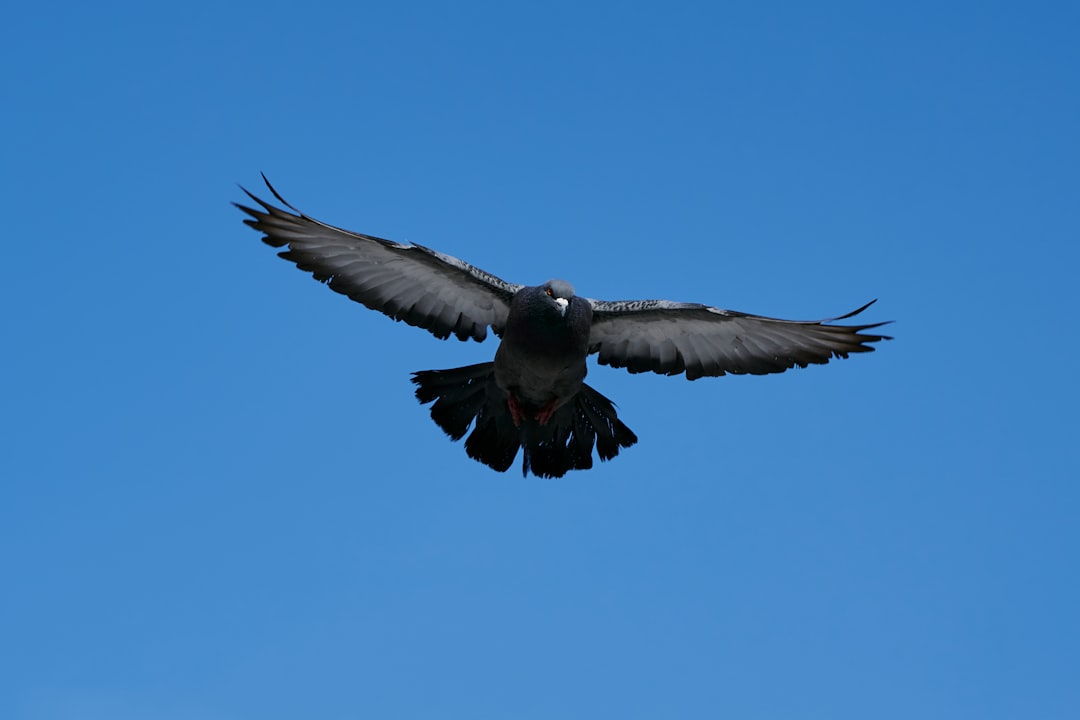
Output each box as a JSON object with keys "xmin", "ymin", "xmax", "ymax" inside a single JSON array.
[{"xmin": 411, "ymin": 365, "xmax": 637, "ymax": 478}]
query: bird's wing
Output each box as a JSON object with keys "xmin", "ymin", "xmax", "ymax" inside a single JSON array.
[
  {"xmin": 586, "ymin": 298, "xmax": 891, "ymax": 380},
  {"xmin": 236, "ymin": 176, "xmax": 523, "ymax": 342}
]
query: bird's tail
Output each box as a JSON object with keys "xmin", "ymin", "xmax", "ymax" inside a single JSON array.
[{"xmin": 411, "ymin": 363, "xmax": 637, "ymax": 478}]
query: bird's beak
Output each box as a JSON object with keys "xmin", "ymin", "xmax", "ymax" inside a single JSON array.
[{"xmin": 555, "ymin": 297, "xmax": 568, "ymax": 316}]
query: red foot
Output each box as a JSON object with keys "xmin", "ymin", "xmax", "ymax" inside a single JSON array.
[
  {"xmin": 507, "ymin": 393, "xmax": 526, "ymax": 427},
  {"xmin": 507, "ymin": 393, "xmax": 560, "ymax": 426},
  {"xmin": 535, "ymin": 398, "xmax": 559, "ymax": 425}
]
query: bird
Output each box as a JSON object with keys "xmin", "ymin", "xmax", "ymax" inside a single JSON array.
[{"xmin": 236, "ymin": 176, "xmax": 891, "ymax": 478}]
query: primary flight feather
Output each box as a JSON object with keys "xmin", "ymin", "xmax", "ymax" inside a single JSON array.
[{"xmin": 236, "ymin": 176, "xmax": 891, "ymax": 477}]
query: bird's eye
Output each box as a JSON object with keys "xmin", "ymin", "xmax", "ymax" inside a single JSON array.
[{"xmin": 546, "ymin": 287, "xmax": 553, "ymax": 296}]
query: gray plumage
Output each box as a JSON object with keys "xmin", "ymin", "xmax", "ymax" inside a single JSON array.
[{"xmin": 236, "ymin": 176, "xmax": 891, "ymax": 478}]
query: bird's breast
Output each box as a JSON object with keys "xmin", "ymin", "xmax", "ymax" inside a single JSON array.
[{"xmin": 492, "ymin": 334, "xmax": 588, "ymax": 407}]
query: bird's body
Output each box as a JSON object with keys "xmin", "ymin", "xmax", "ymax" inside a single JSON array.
[
  {"xmin": 236, "ymin": 177, "xmax": 891, "ymax": 477},
  {"xmin": 495, "ymin": 281, "xmax": 591, "ymax": 424}
]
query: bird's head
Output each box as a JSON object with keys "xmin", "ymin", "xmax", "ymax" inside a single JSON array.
[{"xmin": 541, "ymin": 279, "xmax": 576, "ymax": 316}]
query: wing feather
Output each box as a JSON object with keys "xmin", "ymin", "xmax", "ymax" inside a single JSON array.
[
  {"xmin": 588, "ymin": 298, "xmax": 891, "ymax": 379},
  {"xmin": 235, "ymin": 176, "xmax": 522, "ymax": 342}
]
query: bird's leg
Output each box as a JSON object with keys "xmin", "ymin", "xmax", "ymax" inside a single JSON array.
[
  {"xmin": 507, "ymin": 392, "xmax": 527, "ymax": 427},
  {"xmin": 535, "ymin": 398, "xmax": 560, "ymax": 426},
  {"xmin": 507, "ymin": 392, "xmax": 560, "ymax": 426}
]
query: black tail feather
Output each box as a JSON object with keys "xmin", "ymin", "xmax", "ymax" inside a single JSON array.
[
  {"xmin": 411, "ymin": 365, "xmax": 637, "ymax": 478},
  {"xmin": 464, "ymin": 386, "xmax": 521, "ymax": 473},
  {"xmin": 576, "ymin": 384, "xmax": 639, "ymax": 461},
  {"xmin": 412, "ymin": 363, "xmax": 493, "ymax": 441},
  {"xmin": 519, "ymin": 413, "xmax": 593, "ymax": 478},
  {"xmin": 413, "ymin": 363, "xmax": 519, "ymax": 471}
]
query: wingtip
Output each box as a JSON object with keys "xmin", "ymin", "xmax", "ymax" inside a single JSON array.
[
  {"xmin": 233, "ymin": 174, "xmax": 311, "ymax": 219},
  {"xmin": 826, "ymin": 298, "xmax": 878, "ymax": 323},
  {"xmin": 234, "ymin": 183, "xmax": 266, "ymax": 209},
  {"xmin": 261, "ymin": 172, "xmax": 291, "ymax": 208},
  {"xmin": 820, "ymin": 300, "xmax": 893, "ymax": 346}
]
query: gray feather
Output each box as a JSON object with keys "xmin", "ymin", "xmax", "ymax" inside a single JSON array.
[
  {"xmin": 235, "ymin": 177, "xmax": 522, "ymax": 342},
  {"xmin": 587, "ymin": 298, "xmax": 890, "ymax": 380}
]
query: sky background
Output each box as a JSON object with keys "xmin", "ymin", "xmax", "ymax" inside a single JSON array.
[{"xmin": 3, "ymin": 1, "xmax": 1078, "ymax": 718}]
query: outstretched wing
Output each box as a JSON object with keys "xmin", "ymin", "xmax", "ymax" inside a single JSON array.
[
  {"xmin": 587, "ymin": 298, "xmax": 891, "ymax": 380},
  {"xmin": 236, "ymin": 176, "xmax": 523, "ymax": 342}
]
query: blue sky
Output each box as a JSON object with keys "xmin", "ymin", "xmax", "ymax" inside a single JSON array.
[{"xmin": 3, "ymin": 1, "xmax": 1078, "ymax": 718}]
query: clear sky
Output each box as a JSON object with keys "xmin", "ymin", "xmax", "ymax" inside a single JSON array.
[{"xmin": 3, "ymin": 1, "xmax": 1078, "ymax": 718}]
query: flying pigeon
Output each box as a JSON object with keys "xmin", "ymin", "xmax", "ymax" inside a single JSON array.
[{"xmin": 236, "ymin": 177, "xmax": 891, "ymax": 478}]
